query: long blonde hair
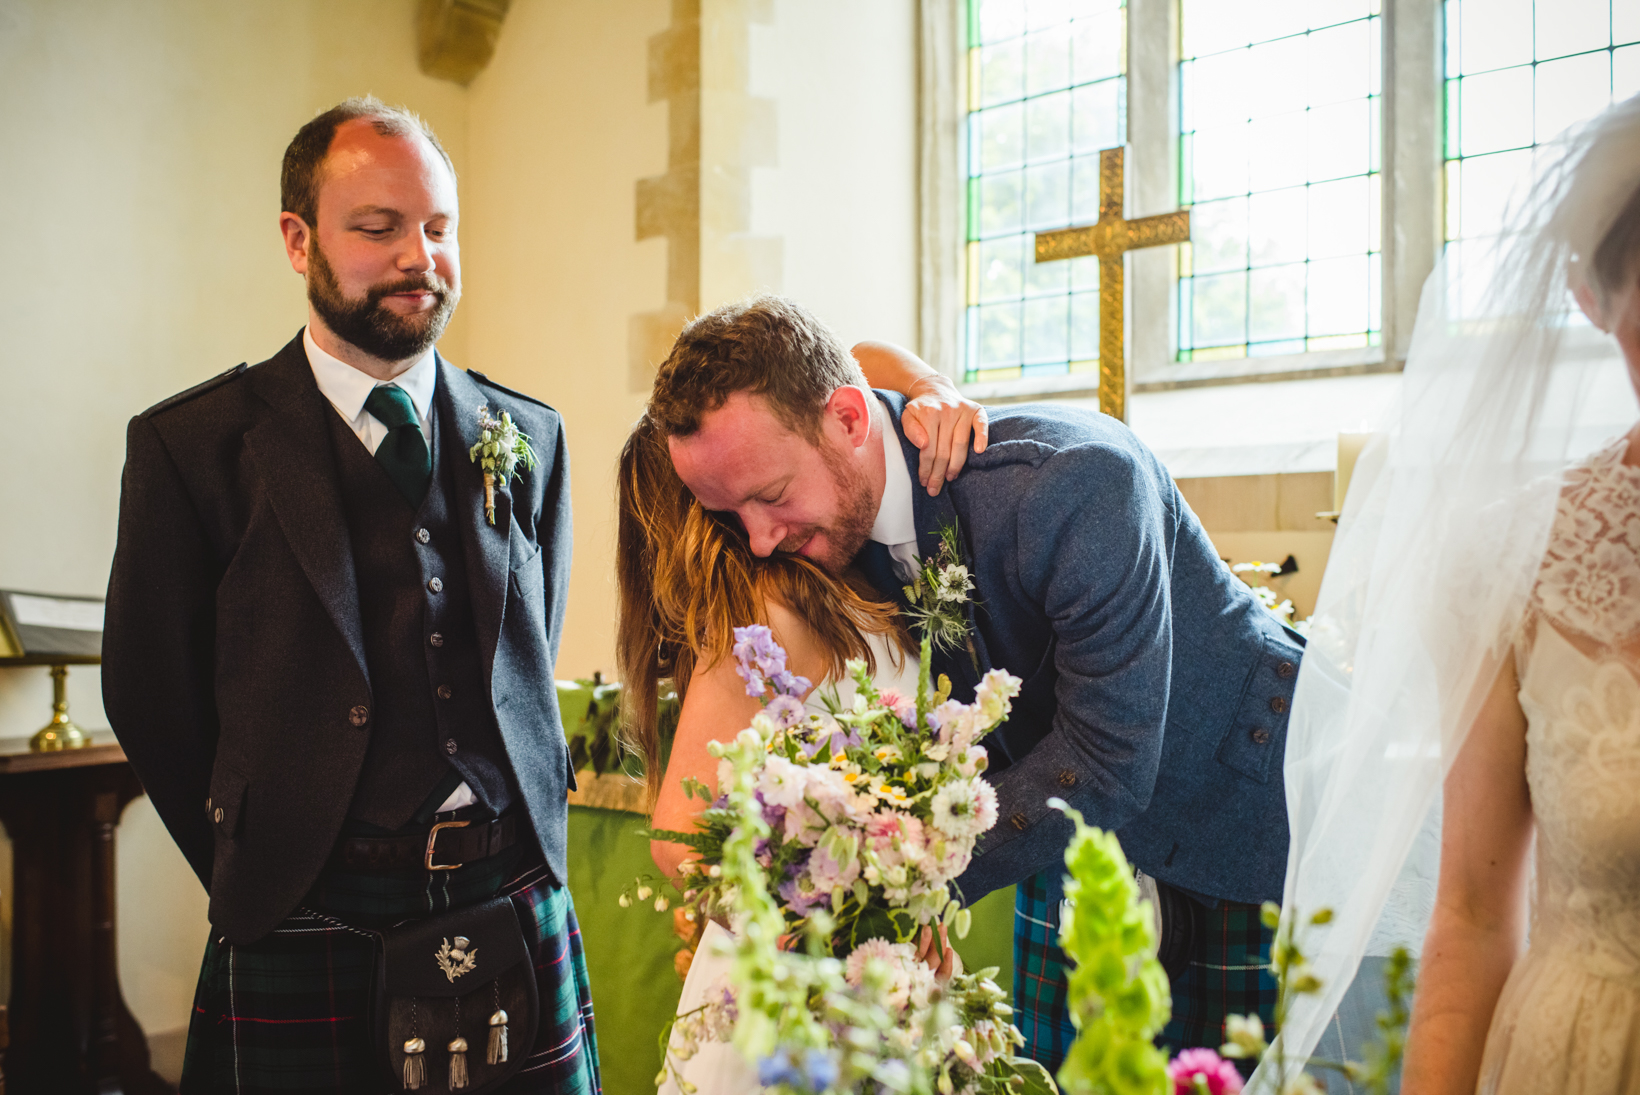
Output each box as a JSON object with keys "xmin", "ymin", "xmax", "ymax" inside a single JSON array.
[{"xmin": 615, "ymin": 415, "xmax": 905, "ymax": 806}]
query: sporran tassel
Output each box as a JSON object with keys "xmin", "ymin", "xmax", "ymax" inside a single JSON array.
[
  {"xmin": 448, "ymin": 1036, "xmax": 470, "ymax": 1090},
  {"xmin": 402, "ymin": 1037, "xmax": 427, "ymax": 1091},
  {"xmin": 487, "ymin": 1008, "xmax": 509, "ymax": 1065}
]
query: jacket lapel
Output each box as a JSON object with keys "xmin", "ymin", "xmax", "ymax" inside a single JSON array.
[
  {"xmin": 243, "ymin": 336, "xmax": 369, "ymax": 684},
  {"xmin": 436, "ymin": 360, "xmax": 512, "ymax": 680},
  {"xmin": 876, "ymin": 392, "xmax": 993, "ymax": 699}
]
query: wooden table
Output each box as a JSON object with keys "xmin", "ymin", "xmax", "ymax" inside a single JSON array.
[{"xmin": 0, "ymin": 731, "xmax": 170, "ymax": 1095}]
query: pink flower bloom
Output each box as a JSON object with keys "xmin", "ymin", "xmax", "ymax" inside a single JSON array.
[{"xmin": 1166, "ymin": 1049, "xmax": 1243, "ymax": 1095}]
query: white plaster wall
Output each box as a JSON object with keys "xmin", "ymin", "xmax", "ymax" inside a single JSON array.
[
  {"xmin": 748, "ymin": 0, "xmax": 919, "ymax": 350},
  {"xmin": 0, "ymin": 0, "xmax": 467, "ymax": 1044},
  {"xmin": 460, "ymin": 0, "xmax": 673, "ymax": 681}
]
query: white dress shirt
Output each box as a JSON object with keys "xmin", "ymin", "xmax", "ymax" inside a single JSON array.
[
  {"xmin": 304, "ymin": 326, "xmax": 436, "ymax": 453},
  {"xmin": 303, "ymin": 328, "xmax": 475, "ymax": 815},
  {"xmin": 869, "ymin": 416, "xmax": 922, "ymax": 581}
]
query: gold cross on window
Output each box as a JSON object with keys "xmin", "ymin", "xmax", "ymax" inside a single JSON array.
[{"xmin": 1034, "ymin": 146, "xmax": 1191, "ymax": 422}]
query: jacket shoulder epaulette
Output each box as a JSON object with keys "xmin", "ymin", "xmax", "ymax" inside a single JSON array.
[
  {"xmin": 142, "ymin": 363, "xmax": 249, "ymax": 418},
  {"xmin": 466, "ymin": 369, "xmax": 554, "ymax": 414}
]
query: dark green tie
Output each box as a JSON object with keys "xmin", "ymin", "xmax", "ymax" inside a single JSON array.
[{"xmin": 363, "ymin": 384, "xmax": 431, "ymax": 507}]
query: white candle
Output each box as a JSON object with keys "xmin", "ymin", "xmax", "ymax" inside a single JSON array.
[{"xmin": 1336, "ymin": 432, "xmax": 1371, "ymax": 514}]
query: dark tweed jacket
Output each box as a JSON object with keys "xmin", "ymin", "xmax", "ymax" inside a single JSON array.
[{"xmin": 103, "ymin": 332, "xmax": 574, "ymax": 944}]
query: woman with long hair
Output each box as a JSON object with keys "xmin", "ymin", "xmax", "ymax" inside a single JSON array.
[
  {"xmin": 617, "ymin": 342, "xmax": 984, "ymax": 872},
  {"xmin": 617, "ymin": 339, "xmax": 984, "ymax": 1094}
]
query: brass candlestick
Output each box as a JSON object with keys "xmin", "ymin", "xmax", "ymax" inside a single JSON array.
[{"xmin": 30, "ymin": 664, "xmax": 88, "ymax": 751}]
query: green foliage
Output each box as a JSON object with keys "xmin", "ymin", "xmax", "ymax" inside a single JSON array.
[
  {"xmin": 469, "ymin": 407, "xmax": 538, "ymax": 484},
  {"xmin": 902, "ymin": 520, "xmax": 978, "ymax": 658},
  {"xmin": 1050, "ymin": 801, "xmax": 1170, "ymax": 1095},
  {"xmin": 1220, "ymin": 907, "xmax": 1416, "ymax": 1095},
  {"xmin": 557, "ymin": 676, "xmax": 680, "ymax": 778}
]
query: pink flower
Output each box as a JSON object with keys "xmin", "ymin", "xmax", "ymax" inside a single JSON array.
[{"xmin": 1167, "ymin": 1049, "xmax": 1243, "ymax": 1095}]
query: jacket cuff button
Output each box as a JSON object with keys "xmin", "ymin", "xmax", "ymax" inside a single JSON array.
[
  {"xmin": 349, "ymin": 705, "xmax": 369, "ymax": 727},
  {"xmin": 1011, "ymin": 812, "xmax": 1028, "ymax": 831},
  {"xmin": 1057, "ymin": 769, "xmax": 1077, "ymax": 787}
]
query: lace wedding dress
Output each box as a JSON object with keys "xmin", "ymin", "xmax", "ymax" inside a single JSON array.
[
  {"xmin": 658, "ymin": 632, "xmax": 920, "ymax": 1095},
  {"xmin": 1478, "ymin": 435, "xmax": 1640, "ymax": 1093}
]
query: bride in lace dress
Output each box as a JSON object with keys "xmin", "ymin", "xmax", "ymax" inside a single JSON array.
[
  {"xmin": 613, "ymin": 342, "xmax": 981, "ymax": 1095},
  {"xmin": 1401, "ymin": 114, "xmax": 1640, "ymax": 1093},
  {"xmin": 1261, "ymin": 96, "xmax": 1640, "ymax": 1095}
]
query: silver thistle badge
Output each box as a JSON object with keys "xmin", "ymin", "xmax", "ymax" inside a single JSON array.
[{"xmin": 434, "ymin": 935, "xmax": 479, "ymax": 982}]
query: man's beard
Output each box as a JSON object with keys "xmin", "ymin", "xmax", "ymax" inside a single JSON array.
[
  {"xmin": 778, "ymin": 437, "xmax": 878, "ymax": 575},
  {"xmin": 307, "ymin": 240, "xmax": 459, "ymax": 363}
]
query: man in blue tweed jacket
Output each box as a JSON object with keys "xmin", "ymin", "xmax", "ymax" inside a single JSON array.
[{"xmin": 650, "ymin": 296, "xmax": 1301, "ymax": 1068}]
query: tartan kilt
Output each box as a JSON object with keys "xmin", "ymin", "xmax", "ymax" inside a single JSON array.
[
  {"xmin": 181, "ymin": 847, "xmax": 600, "ymax": 1095},
  {"xmin": 1012, "ymin": 865, "xmax": 1277, "ymax": 1075}
]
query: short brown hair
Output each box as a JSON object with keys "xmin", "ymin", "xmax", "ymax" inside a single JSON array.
[
  {"xmin": 647, "ymin": 295, "xmax": 867, "ymax": 441},
  {"xmin": 280, "ymin": 95, "xmax": 455, "ymax": 228}
]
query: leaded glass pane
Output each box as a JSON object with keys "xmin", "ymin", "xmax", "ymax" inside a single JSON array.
[
  {"xmin": 1176, "ymin": 1, "xmax": 1382, "ymax": 362},
  {"xmin": 964, "ymin": 0, "xmax": 1125, "ymax": 382},
  {"xmin": 1444, "ymin": 0, "xmax": 1640, "ymax": 285}
]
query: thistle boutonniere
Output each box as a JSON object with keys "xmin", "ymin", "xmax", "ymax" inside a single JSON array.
[
  {"xmin": 468, "ymin": 406, "xmax": 538, "ymax": 525},
  {"xmin": 902, "ymin": 520, "xmax": 976, "ymax": 654}
]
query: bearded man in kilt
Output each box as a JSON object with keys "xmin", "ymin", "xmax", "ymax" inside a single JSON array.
[{"xmin": 103, "ymin": 97, "xmax": 598, "ymax": 1094}]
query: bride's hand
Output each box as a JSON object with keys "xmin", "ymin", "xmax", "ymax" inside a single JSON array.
[
  {"xmin": 915, "ymin": 922, "xmax": 963, "ymax": 982},
  {"xmin": 900, "ymin": 374, "xmax": 989, "ymax": 497}
]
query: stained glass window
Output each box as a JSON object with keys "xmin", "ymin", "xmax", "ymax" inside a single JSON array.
[
  {"xmin": 1444, "ymin": 0, "xmax": 1640, "ymax": 279},
  {"xmin": 1175, "ymin": 1, "xmax": 1384, "ymax": 364},
  {"xmin": 962, "ymin": 0, "xmax": 1127, "ymax": 384}
]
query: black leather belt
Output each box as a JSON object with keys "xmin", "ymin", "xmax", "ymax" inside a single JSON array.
[{"xmin": 332, "ymin": 812, "xmax": 521, "ymax": 873}]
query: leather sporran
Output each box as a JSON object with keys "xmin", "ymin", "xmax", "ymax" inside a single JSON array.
[{"xmin": 371, "ymin": 895, "xmax": 539, "ymax": 1094}]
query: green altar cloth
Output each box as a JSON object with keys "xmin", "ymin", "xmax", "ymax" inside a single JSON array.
[{"xmin": 566, "ymin": 805, "xmax": 1017, "ymax": 1095}]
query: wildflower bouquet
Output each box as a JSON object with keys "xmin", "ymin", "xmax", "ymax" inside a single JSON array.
[
  {"xmin": 636, "ymin": 624, "xmax": 1056, "ymax": 1094},
  {"xmin": 650, "ymin": 624, "xmax": 1017, "ymax": 948}
]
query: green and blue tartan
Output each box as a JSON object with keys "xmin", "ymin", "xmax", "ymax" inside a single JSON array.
[
  {"xmin": 181, "ymin": 847, "xmax": 599, "ymax": 1094},
  {"xmin": 1012, "ymin": 866, "xmax": 1277, "ymax": 1076}
]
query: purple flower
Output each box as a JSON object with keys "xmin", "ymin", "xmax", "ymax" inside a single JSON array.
[
  {"xmin": 731, "ymin": 625, "xmax": 811, "ymax": 699},
  {"xmin": 756, "ymin": 1049, "xmax": 837, "ymax": 1092},
  {"xmin": 777, "ymin": 869, "xmax": 829, "ymax": 913},
  {"xmin": 801, "ymin": 726, "xmax": 864, "ymax": 760}
]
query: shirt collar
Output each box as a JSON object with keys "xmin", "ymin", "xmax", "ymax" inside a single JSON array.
[
  {"xmin": 869, "ymin": 411, "xmax": 917, "ymax": 548},
  {"xmin": 303, "ymin": 326, "xmax": 437, "ymax": 424}
]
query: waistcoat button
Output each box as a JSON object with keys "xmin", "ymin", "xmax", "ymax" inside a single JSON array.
[
  {"xmin": 437, "ymin": 684, "xmax": 453, "ymax": 700},
  {"xmin": 1251, "ymin": 727, "xmax": 1271, "ymax": 745},
  {"xmin": 1269, "ymin": 696, "xmax": 1288, "ymax": 714},
  {"xmin": 427, "ymin": 577, "xmax": 443, "ymax": 594},
  {"xmin": 416, "ymin": 528, "xmax": 431, "ymax": 544},
  {"xmin": 429, "ymin": 632, "xmax": 445, "ymax": 648},
  {"xmin": 349, "ymin": 705, "xmax": 369, "ymax": 727},
  {"xmin": 445, "ymin": 738, "xmax": 459, "ymax": 755},
  {"xmin": 1276, "ymin": 661, "xmax": 1296, "ymax": 678},
  {"xmin": 213, "ymin": 807, "xmax": 223, "ymax": 824}
]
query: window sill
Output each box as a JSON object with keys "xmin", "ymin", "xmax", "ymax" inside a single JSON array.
[
  {"xmin": 959, "ymin": 347, "xmax": 1395, "ymax": 405},
  {"xmin": 980, "ymin": 370, "xmax": 1404, "ymax": 480}
]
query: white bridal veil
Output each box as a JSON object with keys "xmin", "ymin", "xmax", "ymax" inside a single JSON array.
[{"xmin": 1251, "ymin": 95, "xmax": 1640, "ymax": 1087}]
